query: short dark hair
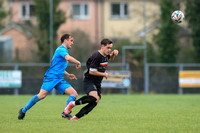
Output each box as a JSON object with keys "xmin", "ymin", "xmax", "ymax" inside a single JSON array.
[
  {"xmin": 61, "ymin": 33, "xmax": 71, "ymax": 43},
  {"xmin": 101, "ymin": 38, "xmax": 113, "ymax": 46}
]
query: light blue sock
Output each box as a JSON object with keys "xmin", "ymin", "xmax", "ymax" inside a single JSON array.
[
  {"xmin": 66, "ymin": 96, "xmax": 76, "ymax": 107},
  {"xmin": 22, "ymin": 95, "xmax": 40, "ymax": 113}
]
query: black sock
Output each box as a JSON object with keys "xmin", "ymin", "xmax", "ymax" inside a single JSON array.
[
  {"xmin": 75, "ymin": 96, "xmax": 97, "ymax": 105},
  {"xmin": 75, "ymin": 102, "xmax": 97, "ymax": 118}
]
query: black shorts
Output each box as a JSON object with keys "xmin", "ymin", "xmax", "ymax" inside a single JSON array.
[{"xmin": 83, "ymin": 79, "xmax": 101, "ymax": 98}]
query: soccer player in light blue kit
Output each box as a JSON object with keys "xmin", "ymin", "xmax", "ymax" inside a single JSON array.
[{"xmin": 18, "ymin": 34, "xmax": 81, "ymax": 120}]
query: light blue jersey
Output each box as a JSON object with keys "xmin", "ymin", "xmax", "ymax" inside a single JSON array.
[
  {"xmin": 41, "ymin": 45, "xmax": 72, "ymax": 94},
  {"xmin": 20, "ymin": 38, "xmax": 77, "ymax": 116},
  {"xmin": 45, "ymin": 45, "xmax": 69, "ymax": 79}
]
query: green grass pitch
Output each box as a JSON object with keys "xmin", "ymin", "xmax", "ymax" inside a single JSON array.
[{"xmin": 0, "ymin": 94, "xmax": 200, "ymax": 133}]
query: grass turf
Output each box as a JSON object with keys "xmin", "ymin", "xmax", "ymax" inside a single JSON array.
[{"xmin": 0, "ymin": 94, "xmax": 200, "ymax": 133}]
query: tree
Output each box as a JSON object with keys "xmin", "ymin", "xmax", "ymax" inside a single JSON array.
[
  {"xmin": 153, "ymin": 0, "xmax": 179, "ymax": 63},
  {"xmin": 70, "ymin": 30, "xmax": 95, "ymax": 62},
  {"xmin": 34, "ymin": 0, "xmax": 65, "ymax": 62},
  {"xmin": 147, "ymin": 42, "xmax": 157, "ymax": 63},
  {"xmin": 0, "ymin": 1, "xmax": 7, "ymax": 29},
  {"xmin": 185, "ymin": 0, "xmax": 200, "ymax": 62}
]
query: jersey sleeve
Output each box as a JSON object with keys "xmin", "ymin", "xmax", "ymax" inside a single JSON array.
[{"xmin": 59, "ymin": 48, "xmax": 69, "ymax": 58}]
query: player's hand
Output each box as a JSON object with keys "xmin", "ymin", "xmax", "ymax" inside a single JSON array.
[
  {"xmin": 112, "ymin": 50, "xmax": 119, "ymax": 56},
  {"xmin": 104, "ymin": 72, "xmax": 109, "ymax": 79},
  {"xmin": 68, "ymin": 74, "xmax": 77, "ymax": 80},
  {"xmin": 76, "ymin": 62, "xmax": 81, "ymax": 69}
]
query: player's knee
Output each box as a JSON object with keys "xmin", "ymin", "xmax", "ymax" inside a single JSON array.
[
  {"xmin": 90, "ymin": 95, "xmax": 100, "ymax": 103},
  {"xmin": 68, "ymin": 89, "xmax": 78, "ymax": 98},
  {"xmin": 75, "ymin": 93, "xmax": 78, "ymax": 98},
  {"xmin": 37, "ymin": 94, "xmax": 47, "ymax": 100},
  {"xmin": 64, "ymin": 87, "xmax": 78, "ymax": 98},
  {"xmin": 96, "ymin": 98, "xmax": 100, "ymax": 103},
  {"xmin": 71, "ymin": 92, "xmax": 78, "ymax": 98},
  {"xmin": 37, "ymin": 89, "xmax": 49, "ymax": 100}
]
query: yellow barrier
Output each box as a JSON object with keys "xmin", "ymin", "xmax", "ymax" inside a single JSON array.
[{"xmin": 179, "ymin": 71, "xmax": 200, "ymax": 88}]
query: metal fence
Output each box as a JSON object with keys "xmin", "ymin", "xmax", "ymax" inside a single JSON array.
[
  {"xmin": 0, "ymin": 63, "xmax": 130, "ymax": 95},
  {"xmin": 1, "ymin": 62, "xmax": 200, "ymax": 95},
  {"xmin": 145, "ymin": 63, "xmax": 200, "ymax": 94}
]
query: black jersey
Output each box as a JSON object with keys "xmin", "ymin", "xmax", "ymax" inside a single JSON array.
[{"xmin": 84, "ymin": 51, "xmax": 110, "ymax": 82}]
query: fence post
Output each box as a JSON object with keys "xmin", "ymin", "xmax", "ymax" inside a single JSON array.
[
  {"xmin": 14, "ymin": 64, "xmax": 19, "ymax": 95},
  {"xmin": 144, "ymin": 63, "xmax": 149, "ymax": 95},
  {"xmin": 178, "ymin": 64, "xmax": 183, "ymax": 95}
]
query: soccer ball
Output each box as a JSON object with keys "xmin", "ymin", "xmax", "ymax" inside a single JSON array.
[{"xmin": 171, "ymin": 10, "xmax": 184, "ymax": 23}]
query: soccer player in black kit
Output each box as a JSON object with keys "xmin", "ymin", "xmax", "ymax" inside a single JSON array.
[{"xmin": 64, "ymin": 38, "xmax": 119, "ymax": 120}]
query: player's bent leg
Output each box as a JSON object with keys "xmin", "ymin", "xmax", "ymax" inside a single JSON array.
[
  {"xmin": 72, "ymin": 100, "xmax": 97, "ymax": 120},
  {"xmin": 64, "ymin": 87, "xmax": 78, "ymax": 98},
  {"xmin": 18, "ymin": 89, "xmax": 49, "ymax": 120},
  {"xmin": 64, "ymin": 87, "xmax": 78, "ymax": 106},
  {"xmin": 69, "ymin": 94, "xmax": 98, "ymax": 120},
  {"xmin": 89, "ymin": 91, "xmax": 100, "ymax": 103},
  {"xmin": 63, "ymin": 87, "xmax": 78, "ymax": 119},
  {"xmin": 65, "ymin": 95, "xmax": 98, "ymax": 120},
  {"xmin": 37, "ymin": 89, "xmax": 50, "ymax": 100},
  {"xmin": 75, "ymin": 95, "xmax": 97, "ymax": 105}
]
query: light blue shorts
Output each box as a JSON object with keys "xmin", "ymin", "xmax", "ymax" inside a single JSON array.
[{"xmin": 41, "ymin": 78, "xmax": 72, "ymax": 94}]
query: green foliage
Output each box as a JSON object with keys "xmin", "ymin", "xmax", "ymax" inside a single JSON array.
[
  {"xmin": 113, "ymin": 39, "xmax": 156, "ymax": 64},
  {"xmin": 1, "ymin": 95, "xmax": 200, "ymax": 132},
  {"xmin": 69, "ymin": 30, "xmax": 96, "ymax": 62},
  {"xmin": 147, "ymin": 42, "xmax": 157, "ymax": 63},
  {"xmin": 0, "ymin": 1, "xmax": 7, "ymax": 29},
  {"xmin": 185, "ymin": 0, "xmax": 200, "ymax": 62},
  {"xmin": 154, "ymin": 0, "xmax": 179, "ymax": 63},
  {"xmin": 180, "ymin": 47, "xmax": 197, "ymax": 63},
  {"xmin": 113, "ymin": 39, "xmax": 144, "ymax": 64},
  {"xmin": 112, "ymin": 39, "xmax": 132, "ymax": 56},
  {"xmin": 34, "ymin": 0, "xmax": 65, "ymax": 62}
]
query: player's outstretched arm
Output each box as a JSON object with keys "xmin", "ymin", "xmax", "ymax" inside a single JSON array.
[
  {"xmin": 64, "ymin": 55, "xmax": 81, "ymax": 69},
  {"xmin": 109, "ymin": 49, "xmax": 119, "ymax": 61}
]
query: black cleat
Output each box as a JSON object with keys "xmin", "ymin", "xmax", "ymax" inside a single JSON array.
[
  {"xmin": 61, "ymin": 111, "xmax": 72, "ymax": 120},
  {"xmin": 18, "ymin": 108, "xmax": 25, "ymax": 120}
]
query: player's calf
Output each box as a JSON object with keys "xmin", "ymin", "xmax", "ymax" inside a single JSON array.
[{"xmin": 75, "ymin": 101, "xmax": 97, "ymax": 119}]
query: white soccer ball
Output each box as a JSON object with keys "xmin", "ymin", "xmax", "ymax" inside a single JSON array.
[{"xmin": 171, "ymin": 10, "xmax": 184, "ymax": 23}]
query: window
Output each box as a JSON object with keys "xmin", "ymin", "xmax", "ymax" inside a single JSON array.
[
  {"xmin": 20, "ymin": 4, "xmax": 36, "ymax": 20},
  {"xmin": 71, "ymin": 4, "xmax": 89, "ymax": 19},
  {"xmin": 111, "ymin": 3, "xmax": 129, "ymax": 19}
]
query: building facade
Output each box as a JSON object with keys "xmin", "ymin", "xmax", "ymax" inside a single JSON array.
[{"xmin": 2, "ymin": 0, "xmax": 188, "ymax": 62}]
